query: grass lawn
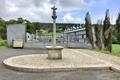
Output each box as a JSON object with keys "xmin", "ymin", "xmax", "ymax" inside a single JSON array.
[
  {"xmin": 91, "ymin": 44, "xmax": 120, "ymax": 57},
  {"xmin": 0, "ymin": 39, "xmax": 8, "ymax": 48},
  {"xmin": 112, "ymin": 44, "xmax": 120, "ymax": 56}
]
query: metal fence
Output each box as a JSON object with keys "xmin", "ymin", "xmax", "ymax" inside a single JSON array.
[{"xmin": 24, "ymin": 33, "xmax": 92, "ymax": 49}]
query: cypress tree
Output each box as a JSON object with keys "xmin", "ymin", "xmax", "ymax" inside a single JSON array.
[
  {"xmin": 85, "ymin": 12, "xmax": 94, "ymax": 48},
  {"xmin": 103, "ymin": 9, "xmax": 112, "ymax": 53},
  {"xmin": 95, "ymin": 20, "xmax": 103, "ymax": 50}
]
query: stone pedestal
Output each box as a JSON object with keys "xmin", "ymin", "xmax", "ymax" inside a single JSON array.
[{"xmin": 46, "ymin": 46, "xmax": 63, "ymax": 60}]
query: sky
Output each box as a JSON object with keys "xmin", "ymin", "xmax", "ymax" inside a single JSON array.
[{"xmin": 0, "ymin": 0, "xmax": 119, "ymax": 24}]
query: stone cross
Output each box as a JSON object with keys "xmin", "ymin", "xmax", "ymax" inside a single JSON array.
[{"xmin": 51, "ymin": 6, "xmax": 57, "ymax": 47}]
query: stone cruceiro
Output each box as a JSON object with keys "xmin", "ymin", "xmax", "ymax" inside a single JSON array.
[{"xmin": 46, "ymin": 5, "xmax": 63, "ymax": 60}]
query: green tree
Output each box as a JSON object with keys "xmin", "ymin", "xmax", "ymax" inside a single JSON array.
[
  {"xmin": 95, "ymin": 20, "xmax": 103, "ymax": 50},
  {"xmin": 0, "ymin": 18, "xmax": 6, "ymax": 39},
  {"xmin": 116, "ymin": 12, "xmax": 120, "ymax": 43},
  {"xmin": 103, "ymin": 9, "xmax": 112, "ymax": 53},
  {"xmin": 85, "ymin": 12, "xmax": 94, "ymax": 48},
  {"xmin": 17, "ymin": 17, "xmax": 25, "ymax": 24},
  {"xmin": 26, "ymin": 22, "xmax": 36, "ymax": 34},
  {"xmin": 6, "ymin": 19, "xmax": 17, "ymax": 24}
]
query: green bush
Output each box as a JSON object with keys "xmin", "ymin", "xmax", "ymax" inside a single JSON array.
[
  {"xmin": 117, "ymin": 33, "xmax": 120, "ymax": 44},
  {"xmin": 112, "ymin": 34, "xmax": 118, "ymax": 44},
  {"xmin": 0, "ymin": 38, "xmax": 8, "ymax": 47}
]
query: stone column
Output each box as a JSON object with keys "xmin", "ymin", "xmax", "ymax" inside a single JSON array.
[
  {"xmin": 51, "ymin": 6, "xmax": 57, "ymax": 47},
  {"xmin": 53, "ymin": 17, "xmax": 56, "ymax": 47}
]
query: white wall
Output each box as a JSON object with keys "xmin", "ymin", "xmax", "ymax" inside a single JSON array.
[{"xmin": 7, "ymin": 24, "xmax": 26, "ymax": 46}]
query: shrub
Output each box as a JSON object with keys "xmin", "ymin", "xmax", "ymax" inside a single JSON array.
[
  {"xmin": 0, "ymin": 38, "xmax": 8, "ymax": 47},
  {"xmin": 112, "ymin": 34, "xmax": 118, "ymax": 44},
  {"xmin": 117, "ymin": 33, "xmax": 120, "ymax": 44}
]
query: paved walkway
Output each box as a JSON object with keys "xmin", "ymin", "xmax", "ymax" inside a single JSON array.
[
  {"xmin": 0, "ymin": 48, "xmax": 120, "ymax": 80},
  {"xmin": 76, "ymin": 49, "xmax": 120, "ymax": 70},
  {"xmin": 3, "ymin": 49, "xmax": 109, "ymax": 72}
]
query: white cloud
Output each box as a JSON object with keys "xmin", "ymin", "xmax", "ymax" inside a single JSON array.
[
  {"xmin": 7, "ymin": 2, "xmax": 18, "ymax": 12},
  {"xmin": 63, "ymin": 13, "xmax": 74, "ymax": 23},
  {"xmin": 63, "ymin": 13, "xmax": 82, "ymax": 23},
  {"xmin": 111, "ymin": 13, "xmax": 117, "ymax": 24},
  {"xmin": 1, "ymin": 0, "xmax": 52, "ymax": 22},
  {"xmin": 58, "ymin": 0, "xmax": 86, "ymax": 8},
  {"xmin": 49, "ymin": 0, "xmax": 57, "ymax": 5},
  {"xmin": 0, "ymin": 0, "xmax": 7, "ymax": 17},
  {"xmin": 0, "ymin": 0, "xmax": 92, "ymax": 22}
]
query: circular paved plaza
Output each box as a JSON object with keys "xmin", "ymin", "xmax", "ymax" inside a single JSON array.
[{"xmin": 0, "ymin": 48, "xmax": 120, "ymax": 80}]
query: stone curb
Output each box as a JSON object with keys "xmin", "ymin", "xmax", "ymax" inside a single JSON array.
[
  {"xmin": 3, "ymin": 61, "xmax": 111, "ymax": 73},
  {"xmin": 2, "ymin": 49, "xmax": 120, "ymax": 73},
  {"xmin": 110, "ymin": 65, "xmax": 120, "ymax": 73},
  {"xmin": 3, "ymin": 60, "xmax": 120, "ymax": 73}
]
